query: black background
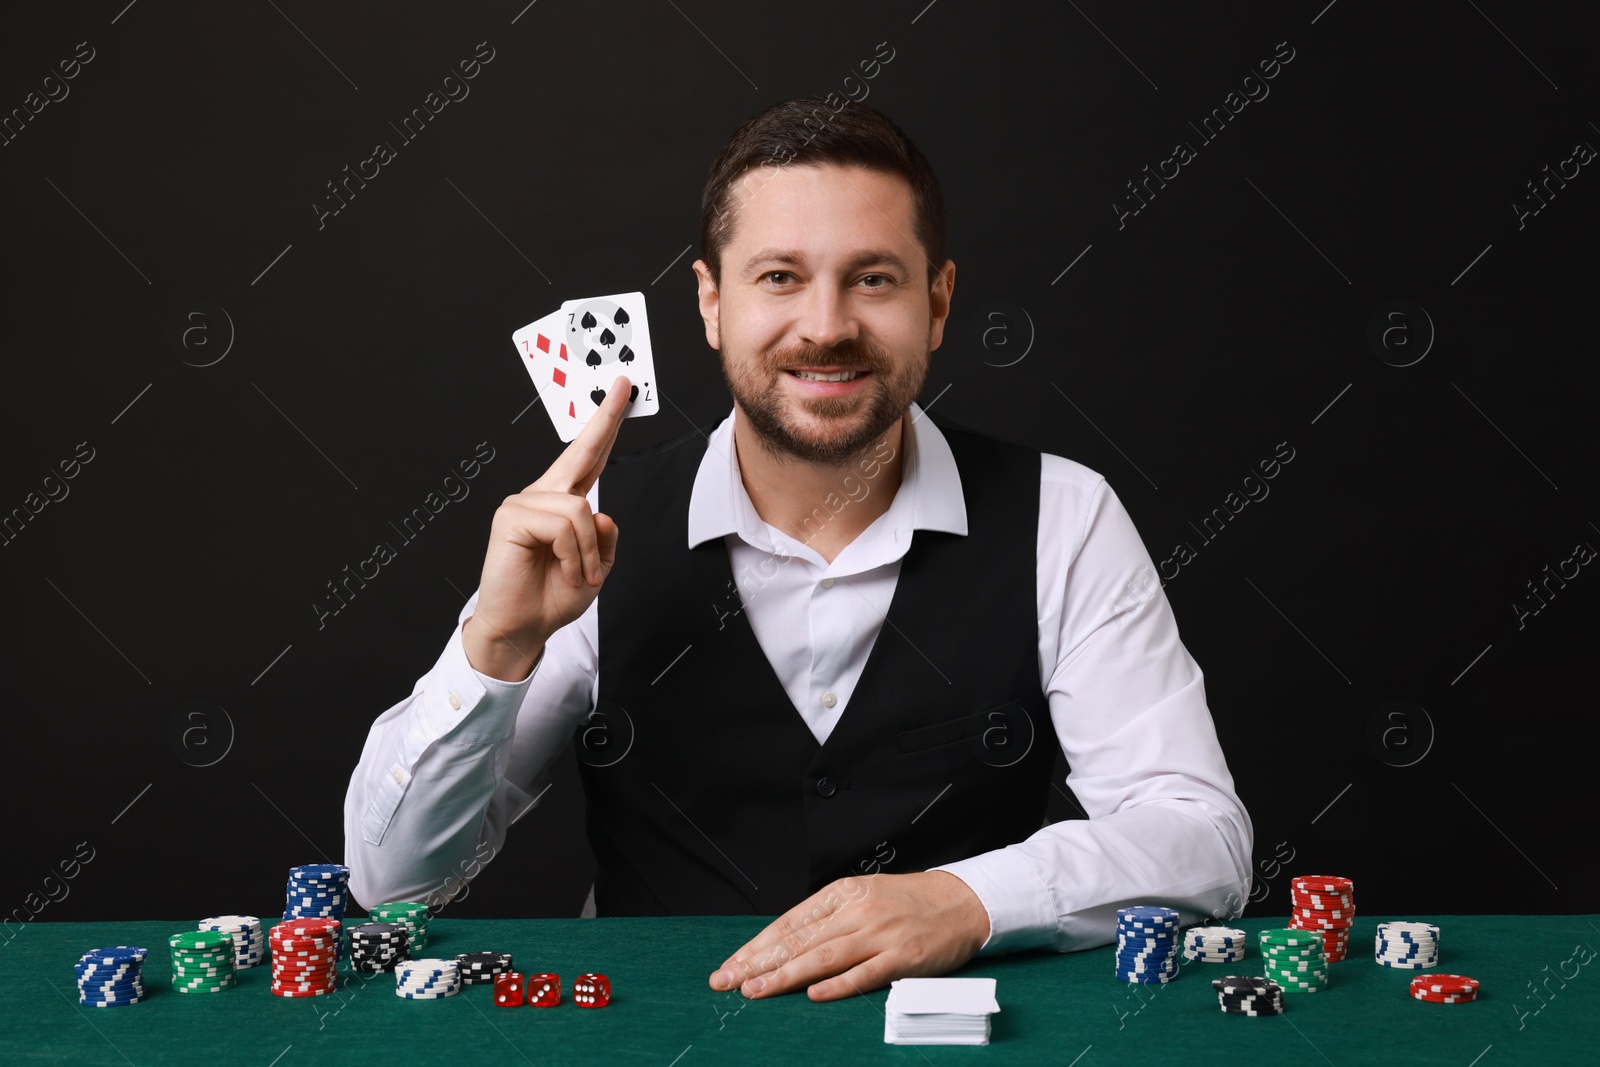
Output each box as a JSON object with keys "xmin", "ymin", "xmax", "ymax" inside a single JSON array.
[{"xmin": 2, "ymin": 1, "xmax": 1595, "ymax": 930}]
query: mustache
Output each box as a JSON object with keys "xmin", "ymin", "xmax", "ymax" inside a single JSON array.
[{"xmin": 768, "ymin": 339, "xmax": 888, "ymax": 372}]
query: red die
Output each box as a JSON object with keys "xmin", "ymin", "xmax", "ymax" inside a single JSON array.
[
  {"xmin": 527, "ymin": 973, "xmax": 561, "ymax": 1007},
  {"xmin": 573, "ymin": 973, "xmax": 610, "ymax": 1008},
  {"xmin": 494, "ymin": 972, "xmax": 524, "ymax": 1007}
]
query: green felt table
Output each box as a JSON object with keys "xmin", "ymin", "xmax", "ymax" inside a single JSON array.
[{"xmin": 4, "ymin": 915, "xmax": 1595, "ymax": 1065}]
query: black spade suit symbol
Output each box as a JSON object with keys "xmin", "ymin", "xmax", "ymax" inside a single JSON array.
[
  {"xmin": 581, "ymin": 311, "xmax": 598, "ymax": 329},
  {"xmin": 590, "ymin": 387, "xmax": 607, "ymax": 406},
  {"xmin": 600, "ymin": 327, "xmax": 616, "ymax": 347},
  {"xmin": 629, "ymin": 385, "xmax": 638, "ymax": 402},
  {"xmin": 586, "ymin": 349, "xmax": 601, "ymax": 368},
  {"xmin": 613, "ymin": 307, "xmax": 630, "ymax": 327},
  {"xmin": 618, "ymin": 344, "xmax": 634, "ymax": 364}
]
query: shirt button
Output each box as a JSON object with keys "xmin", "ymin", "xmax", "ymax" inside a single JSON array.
[
  {"xmin": 821, "ymin": 691, "xmax": 837, "ymax": 708},
  {"xmin": 816, "ymin": 776, "xmax": 837, "ymax": 798},
  {"xmin": 448, "ymin": 692, "xmax": 462, "ymax": 710},
  {"xmin": 820, "ymin": 578, "xmax": 834, "ymax": 589},
  {"xmin": 391, "ymin": 768, "xmax": 403, "ymax": 784}
]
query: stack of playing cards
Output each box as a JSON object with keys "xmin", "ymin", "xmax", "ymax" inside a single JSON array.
[
  {"xmin": 883, "ymin": 977, "xmax": 1001, "ymax": 1046},
  {"xmin": 512, "ymin": 291, "xmax": 660, "ymax": 441}
]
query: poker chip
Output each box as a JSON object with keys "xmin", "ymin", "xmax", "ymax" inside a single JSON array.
[
  {"xmin": 1375, "ymin": 922, "xmax": 1440, "ymax": 969},
  {"xmin": 1115, "ymin": 906, "xmax": 1179, "ymax": 984},
  {"xmin": 369, "ymin": 902, "xmax": 432, "ymax": 952},
  {"xmin": 453, "ymin": 952, "xmax": 515, "ymax": 986},
  {"xmin": 169, "ymin": 930, "xmax": 237, "ymax": 994},
  {"xmin": 1185, "ymin": 927, "xmax": 1247, "ymax": 963},
  {"xmin": 1259, "ymin": 928, "xmax": 1328, "ymax": 992},
  {"xmin": 1410, "ymin": 973, "xmax": 1479, "ymax": 1003},
  {"xmin": 1213, "ymin": 974, "xmax": 1283, "ymax": 1016},
  {"xmin": 75, "ymin": 946, "xmax": 150, "ymax": 1007},
  {"xmin": 199, "ymin": 915, "xmax": 264, "ymax": 970},
  {"xmin": 1285, "ymin": 875, "xmax": 1355, "ymax": 962},
  {"xmin": 396, "ymin": 958, "xmax": 460, "ymax": 1000},
  {"xmin": 269, "ymin": 919, "xmax": 339, "ymax": 997},
  {"xmin": 349, "ymin": 922, "xmax": 411, "ymax": 973}
]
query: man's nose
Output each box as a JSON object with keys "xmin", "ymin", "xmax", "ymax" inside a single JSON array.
[{"xmin": 794, "ymin": 283, "xmax": 860, "ymax": 352}]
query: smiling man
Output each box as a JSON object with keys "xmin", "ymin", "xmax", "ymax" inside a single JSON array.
[{"xmin": 344, "ymin": 97, "xmax": 1252, "ymax": 1003}]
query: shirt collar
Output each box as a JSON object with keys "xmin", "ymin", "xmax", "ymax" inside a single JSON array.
[{"xmin": 686, "ymin": 402, "xmax": 969, "ymax": 552}]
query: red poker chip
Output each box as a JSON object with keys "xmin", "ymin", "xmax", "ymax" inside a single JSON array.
[
  {"xmin": 1290, "ymin": 875, "xmax": 1353, "ymax": 893},
  {"xmin": 1412, "ymin": 990, "xmax": 1476, "ymax": 1004},
  {"xmin": 1411, "ymin": 974, "xmax": 1480, "ymax": 994},
  {"xmin": 270, "ymin": 936, "xmax": 338, "ymax": 948},
  {"xmin": 271, "ymin": 986, "xmax": 334, "ymax": 997},
  {"xmin": 275, "ymin": 919, "xmax": 340, "ymax": 936},
  {"xmin": 1292, "ymin": 897, "xmax": 1354, "ymax": 913},
  {"xmin": 1294, "ymin": 905, "xmax": 1355, "ymax": 918}
]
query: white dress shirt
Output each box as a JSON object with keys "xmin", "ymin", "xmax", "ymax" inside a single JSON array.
[{"xmin": 344, "ymin": 402, "xmax": 1253, "ymax": 954}]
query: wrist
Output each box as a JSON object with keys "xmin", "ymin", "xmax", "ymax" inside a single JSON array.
[{"xmin": 462, "ymin": 616, "xmax": 545, "ymax": 682}]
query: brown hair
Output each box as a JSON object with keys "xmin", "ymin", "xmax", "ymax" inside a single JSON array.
[{"xmin": 698, "ymin": 96, "xmax": 946, "ymax": 287}]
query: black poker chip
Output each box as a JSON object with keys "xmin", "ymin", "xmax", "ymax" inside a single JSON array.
[{"xmin": 453, "ymin": 952, "xmax": 514, "ymax": 985}]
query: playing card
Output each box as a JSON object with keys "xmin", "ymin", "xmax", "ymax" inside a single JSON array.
[
  {"xmin": 559, "ymin": 291, "xmax": 660, "ymax": 427},
  {"xmin": 512, "ymin": 309, "xmax": 582, "ymax": 441}
]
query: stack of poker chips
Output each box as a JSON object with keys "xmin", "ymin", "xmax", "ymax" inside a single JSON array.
[
  {"xmin": 1375, "ymin": 921, "xmax": 1440, "ymax": 969},
  {"xmin": 1114, "ymin": 905, "xmax": 1180, "ymax": 983},
  {"xmin": 1184, "ymin": 926, "xmax": 1248, "ymax": 964},
  {"xmin": 369, "ymin": 901, "xmax": 431, "ymax": 951},
  {"xmin": 284, "ymin": 864, "xmax": 351, "ymax": 922},
  {"xmin": 454, "ymin": 951, "xmax": 515, "ymax": 986},
  {"xmin": 168, "ymin": 930, "xmax": 237, "ymax": 993},
  {"xmin": 1287, "ymin": 874, "xmax": 1355, "ymax": 962},
  {"xmin": 270, "ymin": 918, "xmax": 340, "ymax": 997},
  {"xmin": 284, "ymin": 864, "xmax": 350, "ymax": 960},
  {"xmin": 1410, "ymin": 973, "xmax": 1479, "ymax": 1004},
  {"xmin": 198, "ymin": 914, "xmax": 264, "ymax": 970},
  {"xmin": 348, "ymin": 922, "xmax": 410, "ymax": 973},
  {"xmin": 76, "ymin": 945, "xmax": 149, "ymax": 1007},
  {"xmin": 1213, "ymin": 974, "xmax": 1284, "ymax": 1016},
  {"xmin": 1259, "ymin": 927, "xmax": 1328, "ymax": 993},
  {"xmin": 396, "ymin": 957, "xmax": 460, "ymax": 999}
]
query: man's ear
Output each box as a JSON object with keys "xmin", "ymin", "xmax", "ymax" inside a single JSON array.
[
  {"xmin": 927, "ymin": 259, "xmax": 956, "ymax": 352},
  {"xmin": 693, "ymin": 258, "xmax": 721, "ymax": 351}
]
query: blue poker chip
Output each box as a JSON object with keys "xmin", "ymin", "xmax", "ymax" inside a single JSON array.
[
  {"xmin": 79, "ymin": 987, "xmax": 145, "ymax": 998},
  {"xmin": 286, "ymin": 864, "xmax": 351, "ymax": 881},
  {"xmin": 77, "ymin": 946, "xmax": 149, "ymax": 966},
  {"xmin": 74, "ymin": 960, "xmax": 139, "ymax": 978},
  {"xmin": 1117, "ymin": 971, "xmax": 1176, "ymax": 984}
]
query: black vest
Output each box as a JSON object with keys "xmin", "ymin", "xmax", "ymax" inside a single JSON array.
[{"xmin": 580, "ymin": 411, "xmax": 1056, "ymax": 915}]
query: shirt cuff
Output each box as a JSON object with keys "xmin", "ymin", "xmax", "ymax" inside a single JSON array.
[
  {"xmin": 419, "ymin": 623, "xmax": 541, "ymax": 744},
  {"xmin": 930, "ymin": 848, "xmax": 1058, "ymax": 956}
]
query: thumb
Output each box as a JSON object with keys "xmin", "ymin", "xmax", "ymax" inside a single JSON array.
[{"xmin": 593, "ymin": 512, "xmax": 620, "ymax": 579}]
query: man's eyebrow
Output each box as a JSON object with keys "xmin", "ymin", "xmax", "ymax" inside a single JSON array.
[{"xmin": 741, "ymin": 248, "xmax": 915, "ymax": 277}]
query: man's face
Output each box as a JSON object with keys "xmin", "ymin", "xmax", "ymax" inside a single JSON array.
[{"xmin": 693, "ymin": 164, "xmax": 955, "ymax": 467}]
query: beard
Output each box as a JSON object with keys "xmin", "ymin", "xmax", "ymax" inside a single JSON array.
[{"xmin": 720, "ymin": 332, "xmax": 930, "ymax": 468}]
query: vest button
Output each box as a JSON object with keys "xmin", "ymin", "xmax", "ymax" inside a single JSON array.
[{"xmin": 816, "ymin": 776, "xmax": 837, "ymax": 798}]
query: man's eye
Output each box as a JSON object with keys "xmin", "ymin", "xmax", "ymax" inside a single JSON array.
[
  {"xmin": 859, "ymin": 274, "xmax": 889, "ymax": 288},
  {"xmin": 763, "ymin": 271, "xmax": 792, "ymax": 285}
]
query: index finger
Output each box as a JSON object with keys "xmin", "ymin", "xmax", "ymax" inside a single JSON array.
[
  {"xmin": 540, "ymin": 375, "xmax": 633, "ymax": 495},
  {"xmin": 711, "ymin": 882, "xmax": 862, "ymax": 986}
]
